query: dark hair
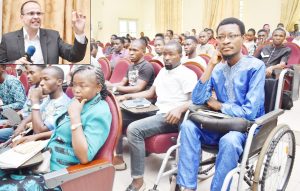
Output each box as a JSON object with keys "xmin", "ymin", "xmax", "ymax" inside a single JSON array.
[
  {"xmin": 167, "ymin": 30, "xmax": 174, "ymax": 36},
  {"xmin": 273, "ymin": 27, "xmax": 286, "ymax": 36},
  {"xmin": 216, "ymin": 17, "xmax": 245, "ymax": 36},
  {"xmin": 277, "ymin": 23, "xmax": 284, "ymax": 28},
  {"xmin": 124, "ymin": 37, "xmax": 131, "ymax": 43},
  {"xmin": 71, "ymin": 65, "xmax": 108, "ymax": 99},
  {"xmin": 263, "ymin": 24, "xmax": 270, "ymax": 27},
  {"xmin": 185, "ymin": 36, "xmax": 198, "ymax": 44},
  {"xmin": 257, "ymin": 29, "xmax": 267, "ymax": 34},
  {"xmin": 115, "ymin": 37, "xmax": 125, "ymax": 44},
  {"xmin": 44, "ymin": 66, "xmax": 65, "ymax": 81},
  {"xmin": 90, "ymin": 43, "xmax": 98, "ymax": 51},
  {"xmin": 111, "ymin": 34, "xmax": 117, "ymax": 39},
  {"xmin": 139, "ymin": 37, "xmax": 148, "ymax": 47},
  {"xmin": 165, "ymin": 41, "xmax": 182, "ymax": 55},
  {"xmin": 248, "ymin": 28, "xmax": 256, "ymax": 35},
  {"xmin": 30, "ymin": 64, "xmax": 47, "ymax": 70},
  {"xmin": 155, "ymin": 33, "xmax": 164, "ymax": 39},
  {"xmin": 21, "ymin": 0, "xmax": 40, "ymax": 15}
]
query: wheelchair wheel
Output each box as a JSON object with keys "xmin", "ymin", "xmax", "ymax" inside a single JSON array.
[
  {"xmin": 252, "ymin": 124, "xmax": 295, "ymax": 191},
  {"xmin": 198, "ymin": 152, "xmax": 216, "ymax": 180}
]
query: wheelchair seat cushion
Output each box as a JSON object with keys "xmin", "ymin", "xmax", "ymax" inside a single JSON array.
[{"xmin": 188, "ymin": 104, "xmax": 250, "ymax": 133}]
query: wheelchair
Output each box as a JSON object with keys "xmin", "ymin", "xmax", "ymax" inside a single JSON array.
[{"xmin": 149, "ymin": 68, "xmax": 297, "ymax": 191}]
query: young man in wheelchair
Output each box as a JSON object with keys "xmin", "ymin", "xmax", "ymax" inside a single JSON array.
[{"xmin": 176, "ymin": 18, "xmax": 266, "ymax": 191}]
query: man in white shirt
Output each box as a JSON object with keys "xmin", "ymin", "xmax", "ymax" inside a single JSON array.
[
  {"xmin": 0, "ymin": 0, "xmax": 88, "ymax": 64},
  {"xmin": 116, "ymin": 41, "xmax": 198, "ymax": 191}
]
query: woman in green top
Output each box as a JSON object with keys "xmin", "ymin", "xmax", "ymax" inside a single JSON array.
[{"xmin": 0, "ymin": 65, "xmax": 112, "ymax": 191}]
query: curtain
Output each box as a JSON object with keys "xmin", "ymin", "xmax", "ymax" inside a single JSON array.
[
  {"xmin": 0, "ymin": 0, "xmax": 2, "ymax": 38},
  {"xmin": 280, "ymin": 0, "xmax": 300, "ymax": 32},
  {"xmin": 2, "ymin": 0, "xmax": 90, "ymax": 64},
  {"xmin": 202, "ymin": 0, "xmax": 240, "ymax": 31},
  {"xmin": 155, "ymin": 0, "xmax": 182, "ymax": 34}
]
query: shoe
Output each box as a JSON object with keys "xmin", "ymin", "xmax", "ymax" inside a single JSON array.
[
  {"xmin": 114, "ymin": 161, "xmax": 127, "ymax": 171},
  {"xmin": 125, "ymin": 182, "xmax": 146, "ymax": 191}
]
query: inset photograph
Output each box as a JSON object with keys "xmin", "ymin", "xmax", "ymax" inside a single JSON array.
[{"xmin": 0, "ymin": 0, "xmax": 91, "ymax": 64}]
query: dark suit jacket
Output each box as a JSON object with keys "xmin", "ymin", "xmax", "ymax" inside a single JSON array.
[{"xmin": 0, "ymin": 28, "xmax": 87, "ymax": 64}]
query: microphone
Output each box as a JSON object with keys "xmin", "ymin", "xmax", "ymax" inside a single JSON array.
[{"xmin": 24, "ymin": 46, "xmax": 36, "ymax": 63}]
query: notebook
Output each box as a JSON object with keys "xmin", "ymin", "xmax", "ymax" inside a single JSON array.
[{"xmin": 122, "ymin": 98, "xmax": 152, "ymax": 109}]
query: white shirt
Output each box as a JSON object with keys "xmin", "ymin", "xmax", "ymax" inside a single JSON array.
[
  {"xmin": 23, "ymin": 28, "xmax": 44, "ymax": 64},
  {"xmin": 181, "ymin": 55, "xmax": 207, "ymax": 69},
  {"xmin": 153, "ymin": 65, "xmax": 198, "ymax": 113},
  {"xmin": 96, "ymin": 46, "xmax": 104, "ymax": 60},
  {"xmin": 23, "ymin": 28, "xmax": 86, "ymax": 64}
]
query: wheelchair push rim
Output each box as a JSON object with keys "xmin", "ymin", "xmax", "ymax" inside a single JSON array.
[{"xmin": 252, "ymin": 124, "xmax": 296, "ymax": 191}]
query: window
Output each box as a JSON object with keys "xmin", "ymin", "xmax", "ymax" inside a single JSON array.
[{"xmin": 119, "ymin": 19, "xmax": 137, "ymax": 37}]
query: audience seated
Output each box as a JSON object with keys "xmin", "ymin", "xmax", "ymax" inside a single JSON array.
[
  {"xmin": 292, "ymin": 36, "xmax": 300, "ymax": 47},
  {"xmin": 181, "ymin": 36, "xmax": 207, "ymax": 69},
  {"xmin": 110, "ymin": 37, "xmax": 130, "ymax": 70},
  {"xmin": 106, "ymin": 39, "xmax": 155, "ymax": 95},
  {"xmin": 152, "ymin": 38, "xmax": 165, "ymax": 64},
  {"xmin": 0, "ymin": 65, "xmax": 26, "ymax": 119},
  {"xmin": 290, "ymin": 24, "xmax": 300, "ymax": 38},
  {"xmin": 196, "ymin": 31, "xmax": 216, "ymax": 57},
  {"xmin": 115, "ymin": 41, "xmax": 197, "ymax": 191},
  {"xmin": 124, "ymin": 37, "xmax": 131, "ymax": 49},
  {"xmin": 177, "ymin": 17, "xmax": 266, "ymax": 191},
  {"xmin": 256, "ymin": 29, "xmax": 269, "ymax": 47},
  {"xmin": 91, "ymin": 43, "xmax": 100, "ymax": 67},
  {"xmin": 206, "ymin": 28, "xmax": 218, "ymax": 47},
  {"xmin": 104, "ymin": 34, "xmax": 117, "ymax": 55},
  {"xmin": 0, "ymin": 66, "xmax": 70, "ymax": 142},
  {"xmin": 255, "ymin": 28, "xmax": 291, "ymax": 78},
  {"xmin": 0, "ymin": 65, "xmax": 112, "ymax": 190},
  {"xmin": 243, "ymin": 28, "xmax": 257, "ymax": 55}
]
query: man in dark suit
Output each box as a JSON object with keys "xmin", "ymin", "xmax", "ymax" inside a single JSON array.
[{"xmin": 0, "ymin": 0, "xmax": 88, "ymax": 64}]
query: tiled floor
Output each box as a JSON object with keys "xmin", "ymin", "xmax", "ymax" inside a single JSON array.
[{"xmin": 113, "ymin": 99, "xmax": 300, "ymax": 191}]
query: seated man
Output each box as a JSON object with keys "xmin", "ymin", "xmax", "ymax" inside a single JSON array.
[
  {"xmin": 0, "ymin": 66, "xmax": 70, "ymax": 142},
  {"xmin": 243, "ymin": 28, "xmax": 257, "ymax": 56},
  {"xmin": 117, "ymin": 41, "xmax": 198, "ymax": 190},
  {"xmin": 20, "ymin": 64, "xmax": 47, "ymax": 119},
  {"xmin": 0, "ymin": 65, "xmax": 26, "ymax": 118},
  {"xmin": 196, "ymin": 31, "xmax": 216, "ymax": 57},
  {"xmin": 256, "ymin": 29, "xmax": 268, "ymax": 47},
  {"xmin": 181, "ymin": 36, "xmax": 207, "ymax": 69},
  {"xmin": 255, "ymin": 28, "xmax": 291, "ymax": 78},
  {"xmin": 110, "ymin": 37, "xmax": 130, "ymax": 70},
  {"xmin": 176, "ymin": 17, "xmax": 266, "ymax": 191},
  {"xmin": 106, "ymin": 39, "xmax": 155, "ymax": 94},
  {"xmin": 152, "ymin": 38, "xmax": 165, "ymax": 65}
]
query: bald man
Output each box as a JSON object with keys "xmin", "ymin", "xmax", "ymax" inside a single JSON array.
[{"xmin": 106, "ymin": 39, "xmax": 155, "ymax": 94}]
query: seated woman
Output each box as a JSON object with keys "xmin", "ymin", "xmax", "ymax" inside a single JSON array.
[{"xmin": 0, "ymin": 65, "xmax": 112, "ymax": 190}]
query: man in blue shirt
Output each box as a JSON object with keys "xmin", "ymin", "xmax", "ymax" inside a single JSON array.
[{"xmin": 176, "ymin": 17, "xmax": 266, "ymax": 191}]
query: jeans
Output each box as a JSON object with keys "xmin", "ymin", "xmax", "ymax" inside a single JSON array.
[
  {"xmin": 127, "ymin": 114, "xmax": 178, "ymax": 178},
  {"xmin": 0, "ymin": 127, "xmax": 13, "ymax": 142},
  {"xmin": 116, "ymin": 110, "xmax": 156, "ymax": 155},
  {"xmin": 177, "ymin": 120, "xmax": 246, "ymax": 191}
]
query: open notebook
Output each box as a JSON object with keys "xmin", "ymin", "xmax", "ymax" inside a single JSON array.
[
  {"xmin": 0, "ymin": 140, "xmax": 49, "ymax": 169},
  {"xmin": 122, "ymin": 98, "xmax": 151, "ymax": 109}
]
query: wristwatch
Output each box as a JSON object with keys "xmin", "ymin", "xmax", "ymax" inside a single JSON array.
[
  {"xmin": 31, "ymin": 104, "xmax": 40, "ymax": 110},
  {"xmin": 71, "ymin": 123, "xmax": 82, "ymax": 131}
]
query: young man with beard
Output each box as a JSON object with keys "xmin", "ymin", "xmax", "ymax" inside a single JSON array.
[
  {"xmin": 255, "ymin": 28, "xmax": 291, "ymax": 78},
  {"xmin": 0, "ymin": 66, "xmax": 70, "ymax": 142},
  {"xmin": 176, "ymin": 17, "xmax": 266, "ymax": 191},
  {"xmin": 117, "ymin": 41, "xmax": 197, "ymax": 191}
]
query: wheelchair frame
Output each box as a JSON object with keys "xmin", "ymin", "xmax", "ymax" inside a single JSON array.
[{"xmin": 150, "ymin": 68, "xmax": 297, "ymax": 191}]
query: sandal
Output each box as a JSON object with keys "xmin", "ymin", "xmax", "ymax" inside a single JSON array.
[{"xmin": 125, "ymin": 182, "xmax": 146, "ymax": 191}]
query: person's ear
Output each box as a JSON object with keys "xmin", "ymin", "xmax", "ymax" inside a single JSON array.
[
  {"xmin": 96, "ymin": 84, "xmax": 102, "ymax": 94},
  {"xmin": 57, "ymin": 79, "xmax": 63, "ymax": 86}
]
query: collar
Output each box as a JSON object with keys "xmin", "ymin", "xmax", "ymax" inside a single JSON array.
[{"xmin": 23, "ymin": 27, "xmax": 40, "ymax": 40}]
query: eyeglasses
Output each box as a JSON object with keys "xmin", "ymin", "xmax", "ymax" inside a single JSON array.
[
  {"xmin": 216, "ymin": 34, "xmax": 241, "ymax": 41},
  {"xmin": 22, "ymin": 11, "xmax": 44, "ymax": 17}
]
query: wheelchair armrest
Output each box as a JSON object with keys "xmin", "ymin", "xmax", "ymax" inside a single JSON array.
[
  {"xmin": 43, "ymin": 158, "xmax": 112, "ymax": 188},
  {"xmin": 254, "ymin": 109, "xmax": 284, "ymax": 126}
]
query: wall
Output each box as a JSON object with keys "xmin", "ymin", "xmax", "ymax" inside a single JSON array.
[
  {"xmin": 91, "ymin": 0, "xmax": 155, "ymax": 43},
  {"xmin": 243, "ymin": 0, "xmax": 281, "ymax": 32},
  {"xmin": 181, "ymin": 0, "xmax": 204, "ymax": 34}
]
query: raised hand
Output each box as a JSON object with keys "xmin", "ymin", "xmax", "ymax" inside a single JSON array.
[{"xmin": 72, "ymin": 11, "xmax": 86, "ymax": 35}]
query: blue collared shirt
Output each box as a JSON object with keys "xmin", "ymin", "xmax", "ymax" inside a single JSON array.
[{"xmin": 192, "ymin": 56, "xmax": 266, "ymax": 121}]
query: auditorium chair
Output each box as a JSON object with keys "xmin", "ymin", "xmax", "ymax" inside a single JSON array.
[
  {"xmin": 109, "ymin": 58, "xmax": 131, "ymax": 83},
  {"xmin": 285, "ymin": 42, "xmax": 300, "ymax": 66},
  {"xmin": 149, "ymin": 60, "xmax": 163, "ymax": 77},
  {"xmin": 144, "ymin": 53, "xmax": 154, "ymax": 61},
  {"xmin": 149, "ymin": 59, "xmax": 164, "ymax": 67},
  {"xmin": 199, "ymin": 54, "xmax": 211, "ymax": 64},
  {"xmin": 98, "ymin": 57, "xmax": 112, "ymax": 80},
  {"xmin": 19, "ymin": 73, "xmax": 30, "ymax": 95},
  {"xmin": 44, "ymin": 91, "xmax": 122, "ymax": 191}
]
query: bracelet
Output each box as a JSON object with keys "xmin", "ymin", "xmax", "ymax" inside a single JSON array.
[
  {"xmin": 31, "ymin": 104, "xmax": 40, "ymax": 110},
  {"xmin": 71, "ymin": 123, "xmax": 82, "ymax": 131}
]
